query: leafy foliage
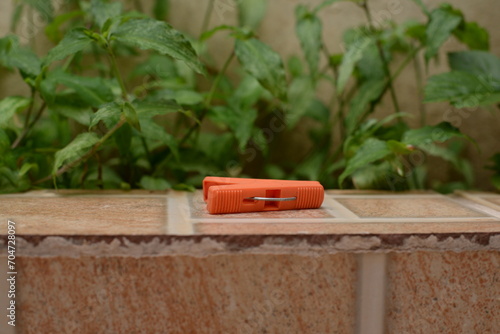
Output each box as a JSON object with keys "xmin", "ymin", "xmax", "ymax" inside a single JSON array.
[{"xmin": 0, "ymin": 0, "xmax": 497, "ymax": 193}]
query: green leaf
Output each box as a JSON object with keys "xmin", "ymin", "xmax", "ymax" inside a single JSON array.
[
  {"xmin": 199, "ymin": 25, "xmax": 240, "ymax": 42},
  {"xmin": 351, "ymin": 161, "xmax": 395, "ymax": 190},
  {"xmin": 424, "ymin": 71, "xmax": 500, "ymax": 108},
  {"xmin": 287, "ymin": 55, "xmax": 303, "ymax": 78},
  {"xmin": 139, "ymin": 176, "xmax": 170, "ymax": 190},
  {"xmin": 237, "ymin": 0, "xmax": 267, "ymax": 29},
  {"xmin": 265, "ymin": 164, "xmax": 286, "ymax": 179},
  {"xmin": 356, "ymin": 42, "xmax": 385, "ymax": 81},
  {"xmin": 130, "ymin": 54, "xmax": 177, "ymax": 79},
  {"xmin": 295, "ymin": 6, "xmax": 322, "ymax": 77},
  {"xmin": 153, "ymin": 0, "xmax": 169, "ymax": 20},
  {"xmin": 44, "ymin": 28, "xmax": 94, "ymax": 66},
  {"xmin": 9, "ymin": 47, "xmax": 41, "ymax": 79},
  {"xmin": 209, "ymin": 105, "xmax": 257, "ymax": 150},
  {"xmin": 134, "ymin": 99, "xmax": 180, "ymax": 119},
  {"xmin": 172, "ymin": 183, "xmax": 195, "ymax": 192},
  {"xmin": 314, "ymin": 0, "xmax": 344, "ymax": 13},
  {"xmin": 487, "ymin": 153, "xmax": 500, "ymax": 190},
  {"xmin": 0, "ymin": 96, "xmax": 31, "ymax": 128},
  {"xmin": 53, "ymin": 132, "xmax": 100, "ymax": 174},
  {"xmin": 50, "ymin": 105, "xmax": 93, "ymax": 126},
  {"xmin": 90, "ymin": 0, "xmax": 122, "ymax": 31},
  {"xmin": 453, "ymin": 22, "xmax": 489, "ymax": 51},
  {"xmin": 402, "ymin": 122, "xmax": 467, "ymax": 147},
  {"xmin": 0, "ymin": 35, "xmax": 41, "ymax": 78},
  {"xmin": 386, "ymin": 140, "xmax": 413, "ymax": 154},
  {"xmin": 337, "ymin": 35, "xmax": 372, "ymax": 93},
  {"xmin": 114, "ymin": 123, "xmax": 132, "ymax": 156},
  {"xmin": 287, "ymin": 76, "xmax": 315, "ymax": 128},
  {"xmin": 345, "ymin": 79, "xmax": 386, "ymax": 134},
  {"xmin": 448, "ymin": 51, "xmax": 500, "ymax": 80},
  {"xmin": 0, "ymin": 129, "xmax": 11, "ymax": 153},
  {"xmin": 235, "ymin": 38, "xmax": 287, "ymax": 100},
  {"xmin": 90, "ymin": 102, "xmax": 122, "ymax": 128},
  {"xmin": 339, "ymin": 138, "xmax": 392, "ymax": 186},
  {"xmin": 23, "ymin": 0, "xmax": 54, "ymax": 21},
  {"xmin": 232, "ymin": 75, "xmax": 265, "ymax": 109},
  {"xmin": 172, "ymin": 90, "xmax": 203, "ymax": 105},
  {"xmin": 294, "ymin": 152, "xmax": 325, "ymax": 181},
  {"xmin": 123, "ymin": 102, "xmax": 140, "ymax": 131},
  {"xmin": 10, "ymin": 3, "xmax": 24, "ymax": 33},
  {"xmin": 303, "ymin": 99, "xmax": 329, "ymax": 123},
  {"xmin": 112, "ymin": 18, "xmax": 205, "ymax": 75},
  {"xmin": 425, "ymin": 5, "xmax": 462, "ymax": 61},
  {"xmin": 410, "ymin": 0, "xmax": 430, "ymax": 16},
  {"xmin": 196, "ymin": 132, "xmax": 235, "ymax": 165},
  {"xmin": 0, "ymin": 35, "xmax": 16, "ymax": 64},
  {"xmin": 405, "ymin": 22, "xmax": 427, "ymax": 44},
  {"xmin": 49, "ymin": 70, "xmax": 115, "ymax": 108},
  {"xmin": 45, "ymin": 11, "xmax": 85, "ymax": 43},
  {"xmin": 139, "ymin": 119, "xmax": 178, "ymax": 160}
]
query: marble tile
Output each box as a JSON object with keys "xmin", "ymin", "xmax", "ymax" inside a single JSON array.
[
  {"xmin": 335, "ymin": 197, "xmax": 488, "ymax": 218},
  {"xmin": 16, "ymin": 253, "xmax": 357, "ymax": 334},
  {"xmin": 385, "ymin": 251, "xmax": 500, "ymax": 334},
  {"xmin": 0, "ymin": 197, "xmax": 166, "ymax": 235}
]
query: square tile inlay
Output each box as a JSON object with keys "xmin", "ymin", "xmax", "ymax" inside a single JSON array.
[{"xmin": 334, "ymin": 197, "xmax": 488, "ymax": 218}]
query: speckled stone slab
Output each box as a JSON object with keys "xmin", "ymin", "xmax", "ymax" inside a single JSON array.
[
  {"xmin": 0, "ymin": 190, "xmax": 499, "ymax": 252},
  {"xmin": 385, "ymin": 251, "xmax": 500, "ymax": 333},
  {"xmin": 0, "ymin": 190, "xmax": 499, "ymax": 334},
  {"xmin": 15, "ymin": 254, "xmax": 357, "ymax": 333}
]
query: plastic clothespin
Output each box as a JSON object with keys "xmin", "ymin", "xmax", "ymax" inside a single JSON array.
[{"xmin": 203, "ymin": 176, "xmax": 324, "ymax": 214}]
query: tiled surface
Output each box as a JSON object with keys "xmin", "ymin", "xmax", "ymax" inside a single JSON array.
[
  {"xmin": 0, "ymin": 191, "xmax": 499, "ymax": 236},
  {"xmin": 385, "ymin": 251, "xmax": 500, "ymax": 333},
  {"xmin": 0, "ymin": 196, "xmax": 167, "ymax": 234},
  {"xmin": 16, "ymin": 254, "xmax": 357, "ymax": 334},
  {"xmin": 334, "ymin": 197, "xmax": 487, "ymax": 218}
]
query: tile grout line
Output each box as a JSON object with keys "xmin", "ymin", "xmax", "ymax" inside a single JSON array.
[
  {"xmin": 452, "ymin": 192, "xmax": 500, "ymax": 214},
  {"xmin": 166, "ymin": 191, "xmax": 194, "ymax": 234},
  {"xmin": 355, "ymin": 253, "xmax": 388, "ymax": 334},
  {"xmin": 448, "ymin": 197, "xmax": 500, "ymax": 219},
  {"xmin": 325, "ymin": 196, "xmax": 360, "ymax": 219}
]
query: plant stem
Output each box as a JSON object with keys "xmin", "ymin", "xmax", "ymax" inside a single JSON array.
[
  {"xmin": 106, "ymin": 46, "xmax": 128, "ymax": 100},
  {"xmin": 205, "ymin": 51, "xmax": 234, "ymax": 107},
  {"xmin": 355, "ymin": 45, "xmax": 423, "ymax": 127},
  {"xmin": 36, "ymin": 40, "xmax": 132, "ymax": 185},
  {"xmin": 391, "ymin": 45, "xmax": 422, "ymax": 80},
  {"xmin": 35, "ymin": 117, "xmax": 127, "ymax": 185},
  {"xmin": 200, "ymin": 0, "xmax": 215, "ymax": 37},
  {"xmin": 11, "ymin": 101, "xmax": 46, "ymax": 149},
  {"xmin": 153, "ymin": 50, "xmax": 235, "ymax": 176},
  {"xmin": 182, "ymin": 51, "xmax": 235, "ymax": 144},
  {"xmin": 360, "ymin": 1, "xmax": 401, "ymax": 117},
  {"xmin": 412, "ymin": 47, "xmax": 427, "ymax": 126}
]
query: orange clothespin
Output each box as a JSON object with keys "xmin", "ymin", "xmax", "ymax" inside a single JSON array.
[{"xmin": 203, "ymin": 176, "xmax": 324, "ymax": 214}]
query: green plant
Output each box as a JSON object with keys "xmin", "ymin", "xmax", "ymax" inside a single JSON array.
[
  {"xmin": 425, "ymin": 50, "xmax": 500, "ymax": 190},
  {"xmin": 0, "ymin": 0, "xmax": 496, "ymax": 193}
]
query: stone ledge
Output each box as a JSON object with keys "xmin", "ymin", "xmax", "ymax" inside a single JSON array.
[{"xmin": 0, "ymin": 190, "xmax": 499, "ymax": 253}]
